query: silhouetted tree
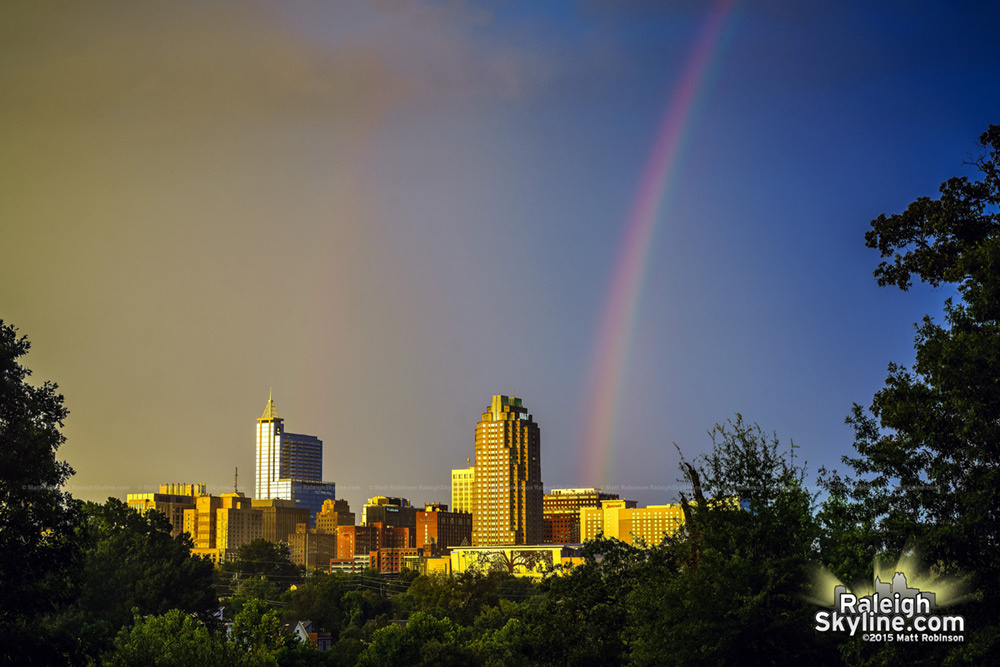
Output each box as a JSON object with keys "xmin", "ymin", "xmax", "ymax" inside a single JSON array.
[
  {"xmin": 0, "ymin": 320, "xmax": 79, "ymax": 663},
  {"xmin": 54, "ymin": 498, "xmax": 217, "ymax": 661},
  {"xmin": 831, "ymin": 123, "xmax": 1000, "ymax": 664}
]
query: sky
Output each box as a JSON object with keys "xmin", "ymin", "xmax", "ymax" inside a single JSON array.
[{"xmin": 2, "ymin": 0, "xmax": 999, "ymax": 514}]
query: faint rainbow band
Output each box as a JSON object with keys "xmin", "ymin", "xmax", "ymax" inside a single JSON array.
[{"xmin": 580, "ymin": 0, "xmax": 740, "ymax": 486}]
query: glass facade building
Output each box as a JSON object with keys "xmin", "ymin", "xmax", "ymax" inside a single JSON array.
[{"xmin": 255, "ymin": 394, "xmax": 336, "ymax": 523}]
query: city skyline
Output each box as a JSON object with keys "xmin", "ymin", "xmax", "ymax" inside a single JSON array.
[{"xmin": 4, "ymin": 1, "xmax": 1000, "ymax": 515}]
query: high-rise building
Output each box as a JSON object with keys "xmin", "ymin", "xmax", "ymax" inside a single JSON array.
[
  {"xmin": 255, "ymin": 393, "xmax": 336, "ymax": 522},
  {"xmin": 472, "ymin": 395, "xmax": 543, "ymax": 546},
  {"xmin": 451, "ymin": 466, "xmax": 474, "ymax": 514}
]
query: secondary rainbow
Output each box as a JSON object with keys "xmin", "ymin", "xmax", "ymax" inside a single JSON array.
[{"xmin": 580, "ymin": 0, "xmax": 739, "ymax": 486}]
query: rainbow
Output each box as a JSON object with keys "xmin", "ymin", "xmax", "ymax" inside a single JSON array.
[{"xmin": 580, "ymin": 0, "xmax": 739, "ymax": 487}]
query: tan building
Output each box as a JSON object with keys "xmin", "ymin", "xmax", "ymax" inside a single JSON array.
[
  {"xmin": 472, "ymin": 395, "xmax": 543, "ymax": 546},
  {"xmin": 316, "ymin": 499, "xmax": 355, "ymax": 534},
  {"xmin": 580, "ymin": 499, "xmax": 683, "ymax": 546},
  {"xmin": 252, "ymin": 498, "xmax": 310, "ymax": 543},
  {"xmin": 542, "ymin": 488, "xmax": 619, "ymax": 544},
  {"xmin": 127, "ymin": 483, "xmax": 207, "ymax": 538},
  {"xmin": 451, "ymin": 465, "xmax": 474, "ymax": 514},
  {"xmin": 184, "ymin": 492, "xmax": 262, "ymax": 562},
  {"xmin": 287, "ymin": 523, "xmax": 336, "ymax": 571},
  {"xmin": 184, "ymin": 494, "xmax": 224, "ymax": 551}
]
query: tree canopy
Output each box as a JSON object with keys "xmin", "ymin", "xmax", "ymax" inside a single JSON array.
[
  {"xmin": 834, "ymin": 124, "xmax": 1000, "ymax": 663},
  {"xmin": 0, "ymin": 320, "xmax": 78, "ymax": 663}
]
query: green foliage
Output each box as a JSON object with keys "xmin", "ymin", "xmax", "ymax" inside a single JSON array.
[
  {"xmin": 221, "ymin": 539, "xmax": 301, "ymax": 590},
  {"xmin": 230, "ymin": 598, "xmax": 290, "ymax": 658},
  {"xmin": 226, "ymin": 576, "xmax": 282, "ymax": 618},
  {"xmin": 103, "ymin": 604, "xmax": 319, "ymax": 667},
  {"xmin": 404, "ymin": 570, "xmax": 537, "ymax": 625},
  {"xmin": 835, "ymin": 123, "xmax": 1000, "ymax": 663},
  {"xmin": 625, "ymin": 417, "xmax": 827, "ymax": 667},
  {"xmin": 358, "ymin": 612, "xmax": 472, "ymax": 667},
  {"xmin": 54, "ymin": 498, "xmax": 217, "ymax": 661},
  {"xmin": 0, "ymin": 320, "xmax": 79, "ymax": 663},
  {"xmin": 281, "ymin": 572, "xmax": 348, "ymax": 637},
  {"xmin": 103, "ymin": 609, "xmax": 229, "ymax": 667}
]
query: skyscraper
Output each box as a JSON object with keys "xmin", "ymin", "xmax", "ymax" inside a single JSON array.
[
  {"xmin": 255, "ymin": 393, "xmax": 335, "ymax": 522},
  {"xmin": 472, "ymin": 394, "xmax": 543, "ymax": 545}
]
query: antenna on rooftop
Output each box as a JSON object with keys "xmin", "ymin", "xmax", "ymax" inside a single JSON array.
[{"xmin": 234, "ymin": 466, "xmax": 238, "ymax": 493}]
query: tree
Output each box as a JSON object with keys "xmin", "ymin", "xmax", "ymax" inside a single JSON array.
[
  {"xmin": 0, "ymin": 320, "xmax": 79, "ymax": 663},
  {"xmin": 102, "ymin": 609, "xmax": 229, "ymax": 667},
  {"xmin": 54, "ymin": 498, "xmax": 217, "ymax": 661},
  {"xmin": 281, "ymin": 571, "xmax": 347, "ymax": 637},
  {"xmin": 837, "ymin": 124, "xmax": 1000, "ymax": 663},
  {"xmin": 625, "ymin": 417, "xmax": 828, "ymax": 667},
  {"xmin": 220, "ymin": 539, "xmax": 301, "ymax": 590}
]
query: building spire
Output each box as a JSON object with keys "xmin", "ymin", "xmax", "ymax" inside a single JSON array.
[{"xmin": 260, "ymin": 390, "xmax": 281, "ymax": 420}]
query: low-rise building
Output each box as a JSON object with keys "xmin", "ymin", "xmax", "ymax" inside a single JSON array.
[
  {"xmin": 580, "ymin": 499, "xmax": 683, "ymax": 546},
  {"xmin": 542, "ymin": 488, "xmax": 619, "ymax": 544},
  {"xmin": 127, "ymin": 483, "xmax": 207, "ymax": 538},
  {"xmin": 450, "ymin": 544, "xmax": 583, "ymax": 578}
]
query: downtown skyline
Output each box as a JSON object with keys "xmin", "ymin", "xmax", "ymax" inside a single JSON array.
[{"xmin": 3, "ymin": 1, "xmax": 1000, "ymax": 514}]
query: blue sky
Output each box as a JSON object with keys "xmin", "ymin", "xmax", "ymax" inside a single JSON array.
[{"xmin": 2, "ymin": 0, "xmax": 998, "ymax": 512}]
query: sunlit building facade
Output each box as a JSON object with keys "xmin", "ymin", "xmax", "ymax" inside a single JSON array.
[
  {"xmin": 580, "ymin": 499, "xmax": 684, "ymax": 546},
  {"xmin": 316, "ymin": 499, "xmax": 355, "ymax": 534},
  {"xmin": 472, "ymin": 395, "xmax": 543, "ymax": 546},
  {"xmin": 127, "ymin": 483, "xmax": 207, "ymax": 538},
  {"xmin": 183, "ymin": 492, "xmax": 262, "ymax": 562},
  {"xmin": 416, "ymin": 503, "xmax": 472, "ymax": 552},
  {"xmin": 542, "ymin": 488, "xmax": 619, "ymax": 544},
  {"xmin": 255, "ymin": 393, "xmax": 336, "ymax": 522},
  {"xmin": 451, "ymin": 466, "xmax": 475, "ymax": 514}
]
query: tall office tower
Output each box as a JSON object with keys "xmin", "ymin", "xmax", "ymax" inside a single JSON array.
[
  {"xmin": 472, "ymin": 395, "xmax": 543, "ymax": 546},
  {"xmin": 255, "ymin": 393, "xmax": 336, "ymax": 522},
  {"xmin": 451, "ymin": 466, "xmax": 475, "ymax": 514},
  {"xmin": 256, "ymin": 394, "xmax": 322, "ymax": 498}
]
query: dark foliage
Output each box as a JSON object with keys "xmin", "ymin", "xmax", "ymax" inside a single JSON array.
[{"xmin": 0, "ymin": 320, "xmax": 79, "ymax": 664}]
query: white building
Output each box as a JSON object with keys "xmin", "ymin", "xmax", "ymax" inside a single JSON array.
[{"xmin": 255, "ymin": 393, "xmax": 335, "ymax": 522}]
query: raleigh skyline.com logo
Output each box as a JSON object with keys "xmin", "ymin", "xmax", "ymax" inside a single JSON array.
[{"xmin": 811, "ymin": 554, "xmax": 967, "ymax": 644}]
